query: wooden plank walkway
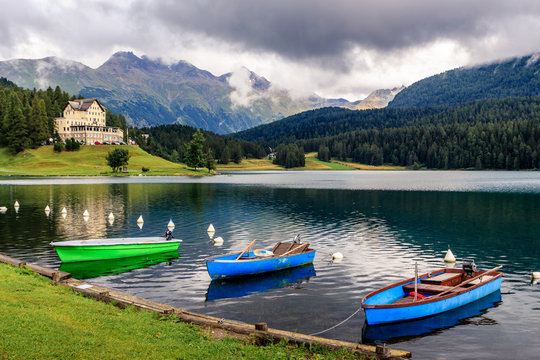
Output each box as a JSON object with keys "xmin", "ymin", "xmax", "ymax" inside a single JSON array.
[{"xmin": 1, "ymin": 253, "xmax": 411, "ymax": 359}]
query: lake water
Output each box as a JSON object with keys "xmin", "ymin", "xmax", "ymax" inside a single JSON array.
[{"xmin": 1, "ymin": 171, "xmax": 539, "ymax": 359}]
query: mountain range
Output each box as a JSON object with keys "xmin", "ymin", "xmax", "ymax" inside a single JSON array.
[{"xmin": 0, "ymin": 52, "xmax": 400, "ymax": 134}]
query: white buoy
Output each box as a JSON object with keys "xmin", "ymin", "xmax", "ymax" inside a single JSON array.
[
  {"xmin": 83, "ymin": 209, "xmax": 89, "ymax": 217},
  {"xmin": 61, "ymin": 213, "xmax": 67, "ymax": 219},
  {"xmin": 207, "ymin": 231, "xmax": 215, "ymax": 239},
  {"xmin": 137, "ymin": 222, "xmax": 143, "ymax": 230},
  {"xmin": 532, "ymin": 271, "xmax": 540, "ymax": 279},
  {"xmin": 0, "ymin": 206, "xmax": 7, "ymax": 213},
  {"xmin": 108, "ymin": 218, "xmax": 114, "ymax": 225},
  {"xmin": 168, "ymin": 219, "xmax": 175, "ymax": 230},
  {"xmin": 137, "ymin": 215, "xmax": 144, "ymax": 224},
  {"xmin": 14, "ymin": 201, "xmax": 19, "ymax": 207},
  {"xmin": 45, "ymin": 205, "xmax": 50, "ymax": 212},
  {"xmin": 444, "ymin": 247, "xmax": 456, "ymax": 263},
  {"xmin": 61, "ymin": 207, "xmax": 67, "ymax": 214},
  {"xmin": 208, "ymin": 224, "xmax": 215, "ymax": 232},
  {"xmin": 213, "ymin": 236, "xmax": 224, "ymax": 246},
  {"xmin": 332, "ymin": 252, "xmax": 344, "ymax": 262},
  {"xmin": 83, "ymin": 215, "xmax": 89, "ymax": 222},
  {"xmin": 108, "ymin": 212, "xmax": 115, "ymax": 220}
]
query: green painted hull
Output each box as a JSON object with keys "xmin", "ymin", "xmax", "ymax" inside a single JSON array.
[{"xmin": 54, "ymin": 240, "xmax": 181, "ymax": 263}]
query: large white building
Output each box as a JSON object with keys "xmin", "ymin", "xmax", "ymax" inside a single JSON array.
[{"xmin": 55, "ymin": 99, "xmax": 124, "ymax": 144}]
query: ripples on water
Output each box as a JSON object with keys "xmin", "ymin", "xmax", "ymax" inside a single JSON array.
[{"xmin": 1, "ymin": 171, "xmax": 540, "ymax": 359}]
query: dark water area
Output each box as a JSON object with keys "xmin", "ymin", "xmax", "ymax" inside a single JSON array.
[{"xmin": 1, "ymin": 171, "xmax": 539, "ymax": 359}]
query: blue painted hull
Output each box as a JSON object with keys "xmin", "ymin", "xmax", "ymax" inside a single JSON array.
[
  {"xmin": 363, "ymin": 290, "xmax": 502, "ymax": 342},
  {"xmin": 206, "ymin": 264, "xmax": 316, "ymax": 301},
  {"xmin": 362, "ymin": 269, "xmax": 502, "ymax": 325},
  {"xmin": 205, "ymin": 249, "xmax": 316, "ymax": 280}
]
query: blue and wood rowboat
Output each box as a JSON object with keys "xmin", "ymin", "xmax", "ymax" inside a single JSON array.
[
  {"xmin": 361, "ymin": 263, "xmax": 503, "ymax": 325},
  {"xmin": 205, "ymin": 240, "xmax": 316, "ymax": 280},
  {"xmin": 51, "ymin": 237, "xmax": 182, "ymax": 263}
]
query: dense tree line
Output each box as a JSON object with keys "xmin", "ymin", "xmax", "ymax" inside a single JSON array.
[
  {"xmin": 300, "ymin": 118, "xmax": 540, "ymax": 169},
  {"xmin": 236, "ymin": 97, "xmax": 540, "ymax": 147},
  {"xmin": 0, "ymin": 78, "xmax": 75, "ymax": 153},
  {"xmin": 273, "ymin": 144, "xmax": 305, "ymax": 168},
  {"xmin": 129, "ymin": 124, "xmax": 266, "ymax": 164}
]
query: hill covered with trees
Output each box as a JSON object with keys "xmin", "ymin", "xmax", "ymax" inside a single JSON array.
[
  {"xmin": 388, "ymin": 53, "xmax": 540, "ymax": 108},
  {"xmin": 235, "ymin": 97, "xmax": 540, "ymax": 169}
]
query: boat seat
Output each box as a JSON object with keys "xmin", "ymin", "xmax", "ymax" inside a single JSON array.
[
  {"xmin": 402, "ymin": 283, "xmax": 466, "ymax": 295},
  {"xmin": 421, "ymin": 272, "xmax": 463, "ymax": 286},
  {"xmin": 271, "ymin": 242, "xmax": 309, "ymax": 256},
  {"xmin": 462, "ymin": 275, "xmax": 495, "ymax": 287}
]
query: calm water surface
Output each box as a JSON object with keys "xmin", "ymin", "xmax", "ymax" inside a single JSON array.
[{"xmin": 1, "ymin": 171, "xmax": 539, "ymax": 359}]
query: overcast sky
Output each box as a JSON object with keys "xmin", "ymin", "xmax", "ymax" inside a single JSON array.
[{"xmin": 2, "ymin": 0, "xmax": 540, "ymax": 100}]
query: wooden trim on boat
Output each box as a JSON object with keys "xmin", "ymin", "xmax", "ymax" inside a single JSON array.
[{"xmin": 205, "ymin": 249, "xmax": 315, "ymax": 263}]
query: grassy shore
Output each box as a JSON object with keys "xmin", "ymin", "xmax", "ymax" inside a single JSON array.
[
  {"xmin": 0, "ymin": 263, "xmax": 371, "ymax": 360},
  {"xmin": 0, "ymin": 146, "xmax": 202, "ymax": 176}
]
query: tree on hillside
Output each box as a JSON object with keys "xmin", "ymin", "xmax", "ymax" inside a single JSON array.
[
  {"xmin": 219, "ymin": 146, "xmax": 230, "ymax": 164},
  {"xmin": 106, "ymin": 148, "xmax": 130, "ymax": 172},
  {"xmin": 318, "ymin": 145, "xmax": 330, "ymax": 162},
  {"xmin": 206, "ymin": 150, "xmax": 216, "ymax": 173},
  {"xmin": 2, "ymin": 93, "xmax": 30, "ymax": 153},
  {"xmin": 28, "ymin": 97, "xmax": 50, "ymax": 147},
  {"xmin": 184, "ymin": 129, "xmax": 205, "ymax": 169}
]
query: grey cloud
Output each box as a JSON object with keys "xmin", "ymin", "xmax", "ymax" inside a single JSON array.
[{"xmin": 137, "ymin": 0, "xmax": 540, "ymax": 63}]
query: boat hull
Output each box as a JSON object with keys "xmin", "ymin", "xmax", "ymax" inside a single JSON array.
[
  {"xmin": 205, "ymin": 250, "xmax": 315, "ymax": 280},
  {"xmin": 362, "ymin": 269, "xmax": 502, "ymax": 325},
  {"xmin": 52, "ymin": 238, "xmax": 181, "ymax": 262}
]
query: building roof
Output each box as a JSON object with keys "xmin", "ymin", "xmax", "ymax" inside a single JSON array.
[{"xmin": 66, "ymin": 99, "xmax": 106, "ymax": 112}]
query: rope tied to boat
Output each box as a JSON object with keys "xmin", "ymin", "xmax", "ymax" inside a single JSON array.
[{"xmin": 308, "ymin": 307, "xmax": 362, "ymax": 336}]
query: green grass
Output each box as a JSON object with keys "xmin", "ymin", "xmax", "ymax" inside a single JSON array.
[
  {"xmin": 0, "ymin": 146, "xmax": 204, "ymax": 176},
  {"xmin": 0, "ymin": 263, "xmax": 371, "ymax": 360}
]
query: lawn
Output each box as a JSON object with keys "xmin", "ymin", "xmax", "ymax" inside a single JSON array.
[
  {"xmin": 0, "ymin": 146, "xmax": 202, "ymax": 176},
  {"xmin": 0, "ymin": 263, "xmax": 372, "ymax": 360}
]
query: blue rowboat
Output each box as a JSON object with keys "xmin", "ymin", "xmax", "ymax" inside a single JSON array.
[
  {"xmin": 205, "ymin": 240, "xmax": 316, "ymax": 280},
  {"xmin": 206, "ymin": 264, "xmax": 316, "ymax": 301},
  {"xmin": 361, "ymin": 263, "xmax": 503, "ymax": 325}
]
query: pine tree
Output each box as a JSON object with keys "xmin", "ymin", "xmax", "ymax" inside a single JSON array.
[{"xmin": 184, "ymin": 129, "xmax": 205, "ymax": 169}]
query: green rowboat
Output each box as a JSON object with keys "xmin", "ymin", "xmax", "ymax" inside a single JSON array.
[{"xmin": 51, "ymin": 237, "xmax": 182, "ymax": 263}]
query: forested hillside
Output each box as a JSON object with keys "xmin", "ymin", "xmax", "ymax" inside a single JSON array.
[
  {"xmin": 130, "ymin": 124, "xmax": 266, "ymax": 165},
  {"xmin": 388, "ymin": 54, "xmax": 540, "ymax": 108},
  {"xmin": 236, "ymin": 97, "xmax": 540, "ymax": 169}
]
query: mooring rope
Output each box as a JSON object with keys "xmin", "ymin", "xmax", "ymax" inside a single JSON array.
[{"xmin": 308, "ymin": 307, "xmax": 362, "ymax": 336}]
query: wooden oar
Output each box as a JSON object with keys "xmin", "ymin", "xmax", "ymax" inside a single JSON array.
[
  {"xmin": 236, "ymin": 239, "xmax": 257, "ymax": 260},
  {"xmin": 280, "ymin": 243, "xmax": 308, "ymax": 257},
  {"xmin": 431, "ymin": 265, "xmax": 503, "ymax": 299}
]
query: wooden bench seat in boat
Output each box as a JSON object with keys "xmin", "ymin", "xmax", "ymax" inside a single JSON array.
[
  {"xmin": 402, "ymin": 283, "xmax": 466, "ymax": 295},
  {"xmin": 271, "ymin": 242, "xmax": 310, "ymax": 256},
  {"xmin": 462, "ymin": 275, "xmax": 495, "ymax": 287},
  {"xmin": 421, "ymin": 272, "xmax": 463, "ymax": 286}
]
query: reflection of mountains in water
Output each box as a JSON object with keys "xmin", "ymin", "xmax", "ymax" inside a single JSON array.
[
  {"xmin": 59, "ymin": 251, "xmax": 180, "ymax": 279},
  {"xmin": 362, "ymin": 290, "xmax": 502, "ymax": 344},
  {"xmin": 206, "ymin": 264, "xmax": 316, "ymax": 301}
]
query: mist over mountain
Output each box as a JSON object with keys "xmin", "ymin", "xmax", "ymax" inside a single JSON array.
[
  {"xmin": 0, "ymin": 52, "xmax": 395, "ymax": 134},
  {"xmin": 389, "ymin": 53, "xmax": 540, "ymax": 108}
]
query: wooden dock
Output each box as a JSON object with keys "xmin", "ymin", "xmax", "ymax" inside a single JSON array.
[{"xmin": 0, "ymin": 253, "xmax": 411, "ymax": 359}]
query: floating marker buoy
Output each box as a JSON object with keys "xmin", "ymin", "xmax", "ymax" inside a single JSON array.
[
  {"xmin": 83, "ymin": 216, "xmax": 89, "ymax": 222},
  {"xmin": 444, "ymin": 246, "xmax": 456, "ymax": 263},
  {"xmin": 14, "ymin": 201, "xmax": 19, "ymax": 207},
  {"xmin": 332, "ymin": 252, "xmax": 344, "ymax": 262},
  {"xmin": 108, "ymin": 218, "xmax": 114, "ymax": 225},
  {"xmin": 208, "ymin": 224, "xmax": 215, "ymax": 232},
  {"xmin": 532, "ymin": 271, "xmax": 540, "ymax": 279},
  {"xmin": 45, "ymin": 205, "xmax": 50, "ymax": 212},
  {"xmin": 0, "ymin": 206, "xmax": 7, "ymax": 213},
  {"xmin": 137, "ymin": 222, "xmax": 143, "ymax": 230},
  {"xmin": 83, "ymin": 209, "xmax": 89, "ymax": 217},
  {"xmin": 445, "ymin": 261, "xmax": 456, "ymax": 269},
  {"xmin": 137, "ymin": 215, "xmax": 144, "ymax": 224},
  {"xmin": 213, "ymin": 236, "xmax": 224, "ymax": 246},
  {"xmin": 108, "ymin": 212, "xmax": 114, "ymax": 220},
  {"xmin": 61, "ymin": 213, "xmax": 67, "ymax": 219},
  {"xmin": 168, "ymin": 219, "xmax": 175, "ymax": 230},
  {"xmin": 61, "ymin": 207, "xmax": 67, "ymax": 214},
  {"xmin": 207, "ymin": 231, "xmax": 215, "ymax": 239}
]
